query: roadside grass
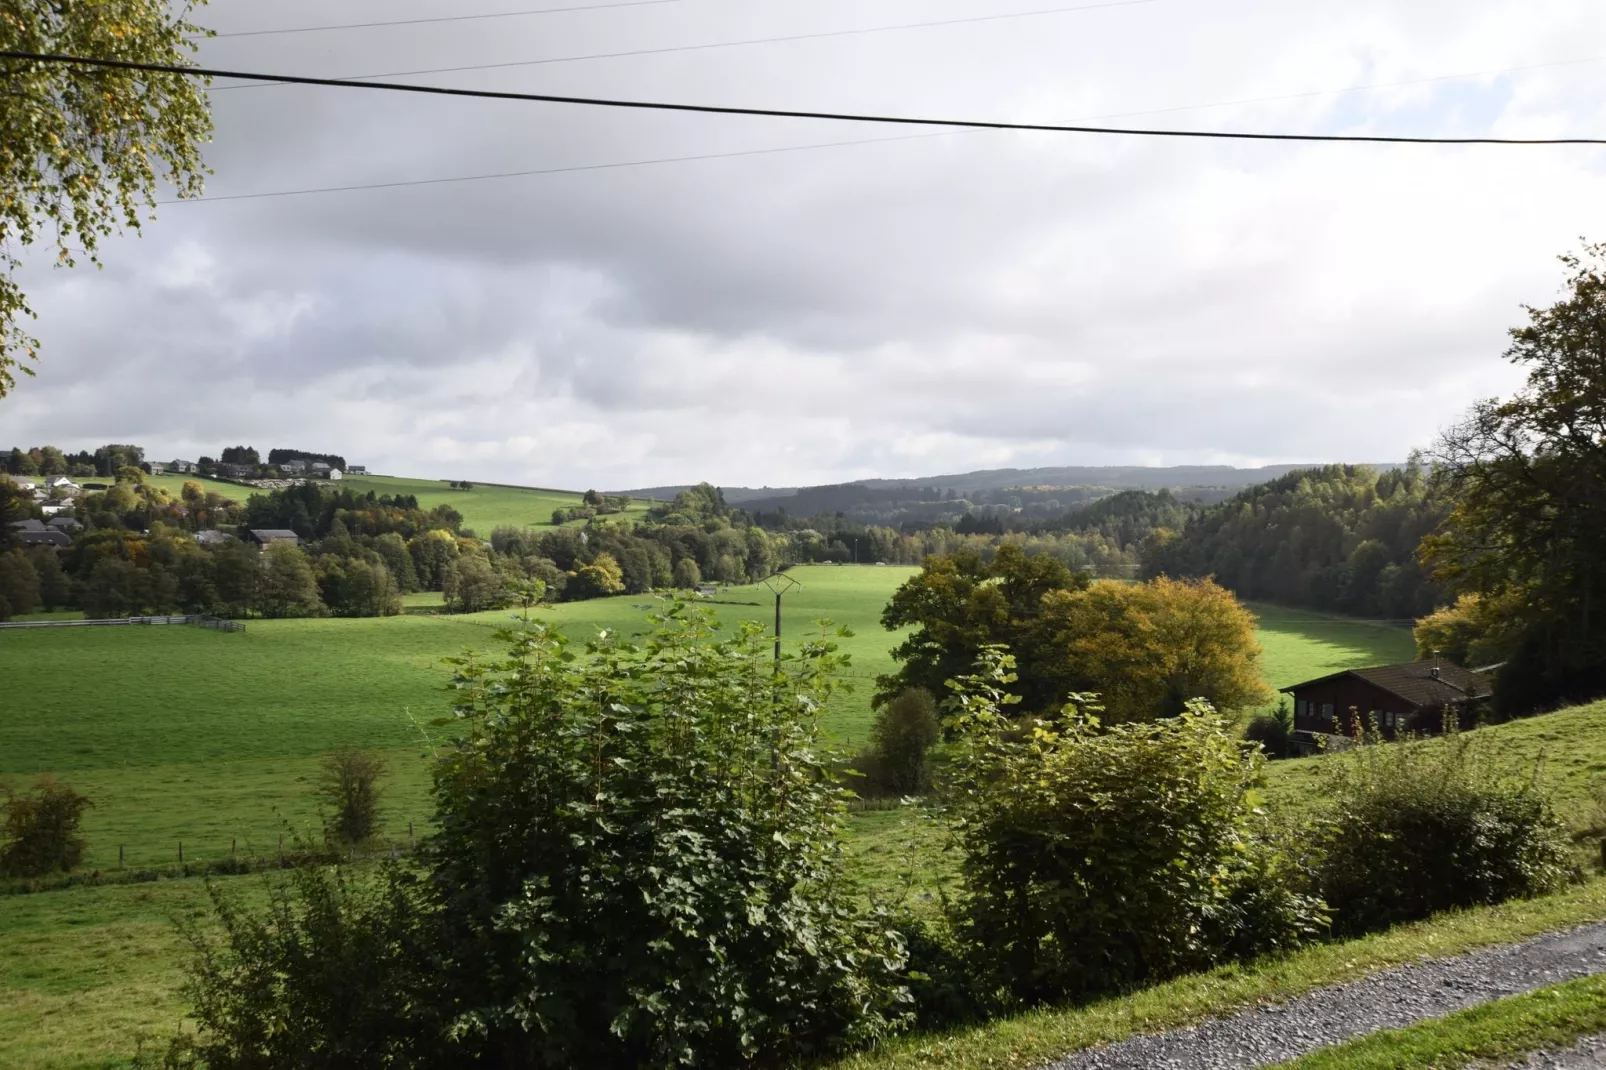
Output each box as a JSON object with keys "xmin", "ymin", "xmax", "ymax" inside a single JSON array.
[
  {"xmin": 1275, "ymin": 971, "xmax": 1606, "ymax": 1069},
  {"xmin": 829, "ymin": 876, "xmax": 1606, "ymax": 1070}
]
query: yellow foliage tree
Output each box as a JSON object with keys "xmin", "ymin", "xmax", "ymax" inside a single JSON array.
[{"xmin": 1040, "ymin": 576, "xmax": 1271, "ymax": 723}]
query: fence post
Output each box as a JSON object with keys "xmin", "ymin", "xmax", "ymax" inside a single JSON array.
[
  {"xmin": 231, "ymin": 838, "xmax": 236, "ymax": 861},
  {"xmin": 408, "ymin": 821, "xmax": 414, "ymax": 847},
  {"xmin": 118, "ymin": 844, "xmax": 124, "ymax": 870},
  {"xmin": 279, "ymin": 832, "xmax": 284, "ymax": 859},
  {"xmin": 178, "ymin": 841, "xmax": 183, "ymax": 864}
]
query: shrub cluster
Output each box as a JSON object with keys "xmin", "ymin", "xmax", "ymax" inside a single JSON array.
[
  {"xmin": 939, "ymin": 651, "xmax": 1326, "ymax": 1005},
  {"xmin": 1313, "ymin": 721, "xmax": 1572, "ymax": 935}
]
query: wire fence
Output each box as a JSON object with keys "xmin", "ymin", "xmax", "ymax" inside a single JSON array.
[{"xmin": 0, "ymin": 614, "xmax": 245, "ymax": 632}]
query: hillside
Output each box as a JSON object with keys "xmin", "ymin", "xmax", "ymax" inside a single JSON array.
[{"xmin": 618, "ymin": 463, "xmax": 1405, "ymax": 506}]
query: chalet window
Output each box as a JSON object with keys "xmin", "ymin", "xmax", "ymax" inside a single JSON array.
[
  {"xmin": 1321, "ymin": 702, "xmax": 1334, "ymax": 720},
  {"xmin": 1296, "ymin": 699, "xmax": 1307, "ymax": 719},
  {"xmin": 1384, "ymin": 711, "xmax": 1395, "ymax": 729}
]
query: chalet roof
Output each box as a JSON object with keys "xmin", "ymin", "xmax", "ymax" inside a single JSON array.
[
  {"xmin": 10, "ymin": 518, "xmax": 45, "ymax": 530},
  {"xmin": 248, "ymin": 528, "xmax": 300, "ymax": 540},
  {"xmin": 1280, "ymin": 660, "xmax": 1493, "ymax": 709},
  {"xmin": 195, "ymin": 529, "xmax": 234, "ymax": 545}
]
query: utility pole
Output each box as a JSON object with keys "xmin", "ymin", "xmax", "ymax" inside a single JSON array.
[{"xmin": 760, "ymin": 573, "xmax": 800, "ymax": 665}]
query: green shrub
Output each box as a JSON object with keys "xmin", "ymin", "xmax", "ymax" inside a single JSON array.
[
  {"xmin": 0, "ymin": 776, "xmax": 92, "ymax": 878},
  {"xmin": 1315, "ymin": 722, "xmax": 1572, "ymax": 936},
  {"xmin": 942, "ymin": 649, "xmax": 1326, "ymax": 1004},
  {"xmin": 153, "ymin": 863, "xmax": 451, "ymax": 1069},
  {"xmin": 166, "ymin": 607, "xmax": 909, "ymax": 1067},
  {"xmin": 1244, "ymin": 699, "xmax": 1293, "ymax": 759},
  {"xmin": 870, "ymin": 687, "xmax": 941, "ymax": 794},
  {"xmin": 315, "ymin": 747, "xmax": 387, "ymax": 846}
]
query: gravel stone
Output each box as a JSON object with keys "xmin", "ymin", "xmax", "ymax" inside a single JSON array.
[{"xmin": 1045, "ymin": 921, "xmax": 1606, "ymax": 1070}]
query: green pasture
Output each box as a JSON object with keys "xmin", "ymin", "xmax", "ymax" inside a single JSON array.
[
  {"xmin": 142, "ymin": 473, "xmax": 248, "ymax": 502},
  {"xmin": 1250, "ymin": 602, "xmax": 1417, "ymax": 711},
  {"xmin": 0, "ymin": 566, "xmax": 915, "ymax": 869},
  {"xmin": 335, "ymin": 474, "xmax": 648, "ymax": 535}
]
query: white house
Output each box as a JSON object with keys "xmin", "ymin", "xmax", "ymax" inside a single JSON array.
[{"xmin": 328, "ymin": 468, "xmax": 343, "ymax": 480}]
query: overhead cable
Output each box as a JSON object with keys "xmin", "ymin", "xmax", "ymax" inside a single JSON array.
[
  {"xmin": 6, "ymin": 50, "xmax": 1605, "ymax": 145},
  {"xmin": 211, "ymin": 0, "xmax": 1158, "ymax": 89},
  {"xmin": 199, "ymin": 0, "xmax": 683, "ymax": 39}
]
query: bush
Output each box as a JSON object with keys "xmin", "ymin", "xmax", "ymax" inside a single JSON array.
[
  {"xmin": 1244, "ymin": 699, "xmax": 1293, "ymax": 759},
  {"xmin": 1315, "ymin": 722, "xmax": 1572, "ymax": 936},
  {"xmin": 942, "ymin": 650, "xmax": 1326, "ymax": 1004},
  {"xmin": 1, "ymin": 777, "xmax": 92, "ymax": 877},
  {"xmin": 316, "ymin": 748, "xmax": 387, "ymax": 846},
  {"xmin": 154, "ymin": 863, "xmax": 451, "ymax": 1069},
  {"xmin": 166, "ymin": 607, "xmax": 909, "ymax": 1067},
  {"xmin": 870, "ymin": 687, "xmax": 941, "ymax": 794}
]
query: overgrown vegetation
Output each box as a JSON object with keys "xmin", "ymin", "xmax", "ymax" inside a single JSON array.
[
  {"xmin": 161, "ymin": 608, "xmax": 910, "ymax": 1066},
  {"xmin": 1313, "ymin": 721, "xmax": 1572, "ymax": 935},
  {"xmin": 0, "ymin": 778, "xmax": 92, "ymax": 878}
]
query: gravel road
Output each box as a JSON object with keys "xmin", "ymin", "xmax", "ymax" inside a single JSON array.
[{"xmin": 1046, "ymin": 921, "xmax": 1606, "ymax": 1070}]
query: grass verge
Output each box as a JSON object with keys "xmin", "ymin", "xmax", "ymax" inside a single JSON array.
[
  {"xmin": 828, "ymin": 876, "xmax": 1606, "ymax": 1070},
  {"xmin": 1275, "ymin": 972, "xmax": 1606, "ymax": 1069}
]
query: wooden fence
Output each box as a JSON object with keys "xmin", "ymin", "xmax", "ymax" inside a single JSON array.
[{"xmin": 0, "ymin": 614, "xmax": 245, "ymax": 632}]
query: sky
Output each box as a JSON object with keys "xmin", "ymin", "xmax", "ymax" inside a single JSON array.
[{"xmin": 4, "ymin": 0, "xmax": 1606, "ymax": 489}]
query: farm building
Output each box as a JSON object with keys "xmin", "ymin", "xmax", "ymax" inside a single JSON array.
[
  {"xmin": 1281, "ymin": 659, "xmax": 1493, "ymax": 749},
  {"xmin": 195, "ymin": 529, "xmax": 234, "ymax": 546},
  {"xmin": 279, "ymin": 459, "xmax": 308, "ymax": 474},
  {"xmin": 346, "ymin": 465, "xmax": 368, "ymax": 475},
  {"xmin": 246, "ymin": 528, "xmax": 300, "ymax": 550}
]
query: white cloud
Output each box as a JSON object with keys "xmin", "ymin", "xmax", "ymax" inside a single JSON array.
[{"xmin": 4, "ymin": 0, "xmax": 1604, "ymax": 487}]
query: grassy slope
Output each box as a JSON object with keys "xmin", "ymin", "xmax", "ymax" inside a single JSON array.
[
  {"xmin": 143, "ymin": 472, "xmax": 650, "ymax": 535},
  {"xmin": 335, "ymin": 474, "xmax": 646, "ymax": 535}
]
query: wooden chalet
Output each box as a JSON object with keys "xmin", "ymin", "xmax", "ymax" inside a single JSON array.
[{"xmin": 1280, "ymin": 659, "xmax": 1493, "ymax": 749}]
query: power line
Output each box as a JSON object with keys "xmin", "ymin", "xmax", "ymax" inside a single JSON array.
[
  {"xmin": 164, "ymin": 54, "xmax": 1606, "ymax": 204},
  {"xmin": 211, "ymin": 0, "xmax": 1158, "ymax": 89},
  {"xmin": 200, "ymin": 1, "xmax": 683, "ymax": 40},
  {"xmin": 159, "ymin": 132, "xmax": 948, "ymax": 203},
  {"xmin": 6, "ymin": 51, "xmax": 1605, "ymax": 145}
]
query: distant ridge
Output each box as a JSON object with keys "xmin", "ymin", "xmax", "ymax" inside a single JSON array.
[{"xmin": 614, "ymin": 462, "xmax": 1403, "ymax": 503}]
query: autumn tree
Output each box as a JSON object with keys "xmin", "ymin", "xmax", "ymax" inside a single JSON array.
[
  {"xmin": 1424, "ymin": 245, "xmax": 1606, "ymax": 712},
  {"xmin": 0, "ymin": 4, "xmax": 210, "ymax": 395},
  {"xmin": 567, "ymin": 551, "xmax": 626, "ymax": 600},
  {"xmin": 1038, "ymin": 576, "xmax": 1272, "ymax": 723},
  {"xmin": 256, "ymin": 543, "xmax": 324, "ymax": 619}
]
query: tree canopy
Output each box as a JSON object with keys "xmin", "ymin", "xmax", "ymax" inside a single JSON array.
[
  {"xmin": 1423, "ymin": 245, "xmax": 1606, "ymax": 711},
  {"xmin": 0, "ymin": 3, "xmax": 211, "ymax": 395}
]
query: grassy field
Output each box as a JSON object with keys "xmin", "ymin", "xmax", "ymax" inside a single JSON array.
[
  {"xmin": 143, "ymin": 473, "xmax": 251, "ymax": 501},
  {"xmin": 0, "ymin": 566, "xmax": 916, "ymax": 869}
]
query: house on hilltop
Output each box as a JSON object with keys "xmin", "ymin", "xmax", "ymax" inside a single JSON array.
[
  {"xmin": 246, "ymin": 529, "xmax": 300, "ymax": 551},
  {"xmin": 1281, "ymin": 659, "xmax": 1493, "ymax": 749}
]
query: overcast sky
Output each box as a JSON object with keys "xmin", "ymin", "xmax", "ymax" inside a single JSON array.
[{"xmin": 4, "ymin": 0, "xmax": 1605, "ymax": 488}]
